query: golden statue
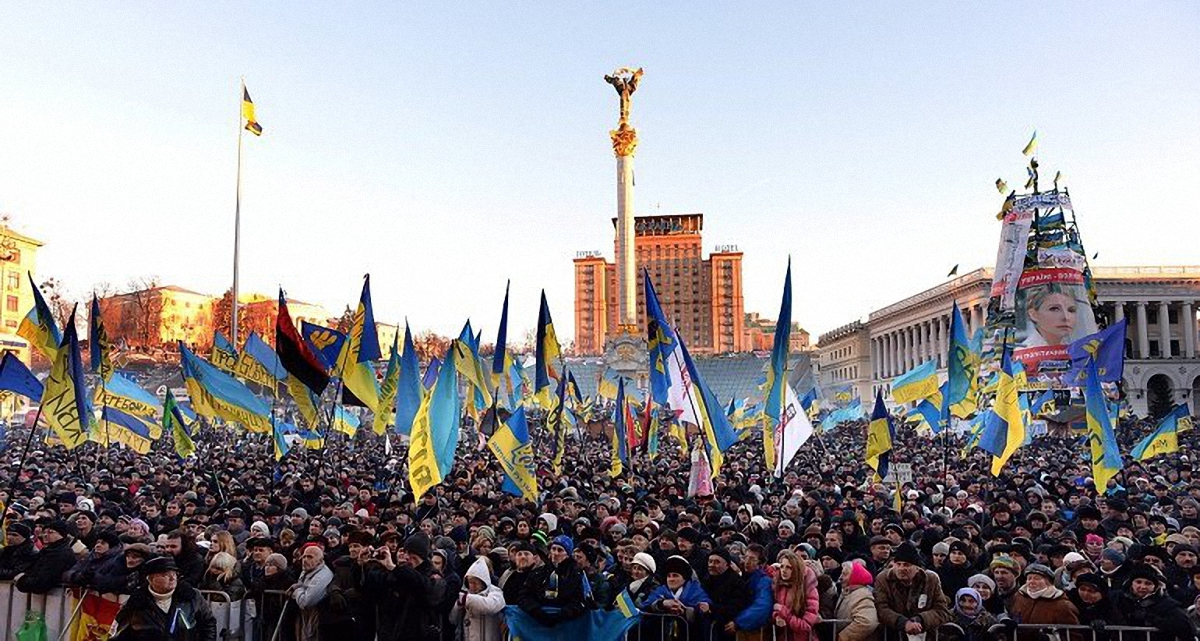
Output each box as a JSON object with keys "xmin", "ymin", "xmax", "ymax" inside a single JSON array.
[{"xmin": 605, "ymin": 67, "xmax": 643, "ymax": 157}]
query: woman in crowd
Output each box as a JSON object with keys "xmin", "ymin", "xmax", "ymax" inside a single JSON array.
[
  {"xmin": 833, "ymin": 560, "xmax": 878, "ymax": 641},
  {"xmin": 772, "ymin": 550, "xmax": 820, "ymax": 641},
  {"xmin": 199, "ymin": 551, "xmax": 246, "ymax": 601}
]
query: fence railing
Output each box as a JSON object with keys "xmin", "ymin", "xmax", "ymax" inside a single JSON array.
[{"xmin": 987, "ymin": 623, "xmax": 1160, "ymax": 641}]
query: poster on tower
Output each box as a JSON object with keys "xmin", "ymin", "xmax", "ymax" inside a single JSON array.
[{"xmin": 1011, "ymin": 266, "xmax": 1098, "ymax": 389}]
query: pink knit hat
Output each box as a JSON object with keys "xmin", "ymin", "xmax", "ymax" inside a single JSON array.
[{"xmin": 846, "ymin": 561, "xmax": 873, "ymax": 587}]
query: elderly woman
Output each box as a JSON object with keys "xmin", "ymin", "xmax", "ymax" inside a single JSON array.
[{"xmin": 1006, "ymin": 564, "xmax": 1079, "ymax": 641}]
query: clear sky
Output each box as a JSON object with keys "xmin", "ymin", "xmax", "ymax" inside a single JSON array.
[{"xmin": 2, "ymin": 3, "xmax": 1197, "ymax": 345}]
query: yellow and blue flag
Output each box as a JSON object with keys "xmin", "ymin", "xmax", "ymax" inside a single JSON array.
[
  {"xmin": 865, "ymin": 391, "xmax": 893, "ymax": 478},
  {"xmin": 891, "ymin": 359, "xmax": 940, "ymax": 405},
  {"xmin": 821, "ymin": 397, "xmax": 864, "ymax": 431},
  {"xmin": 39, "ymin": 306, "xmax": 90, "ymax": 450},
  {"xmin": 763, "ymin": 259, "xmax": 791, "ymax": 473},
  {"xmin": 1065, "ymin": 320, "xmax": 1127, "ymax": 386},
  {"xmin": 453, "ymin": 336, "xmax": 493, "ymax": 410},
  {"xmin": 946, "ymin": 302, "xmax": 979, "ymax": 419},
  {"xmin": 17, "ymin": 272, "xmax": 61, "ymax": 361},
  {"xmin": 1022, "ymin": 130, "xmax": 1038, "ymax": 156},
  {"xmin": 0, "ymin": 351, "xmax": 44, "ymax": 399},
  {"xmin": 273, "ymin": 420, "xmax": 291, "ymax": 461},
  {"xmin": 491, "ymin": 281, "xmax": 510, "ymax": 392},
  {"xmin": 534, "ymin": 291, "xmax": 562, "ymax": 407},
  {"xmin": 374, "ymin": 332, "xmax": 401, "ymax": 436},
  {"xmin": 180, "ymin": 342, "xmax": 273, "ymax": 433},
  {"xmin": 211, "ymin": 331, "xmax": 239, "ymax": 374},
  {"xmin": 611, "ymin": 378, "xmax": 631, "ymax": 477},
  {"xmin": 678, "ymin": 338, "xmax": 737, "ymax": 476},
  {"xmin": 300, "ymin": 321, "xmax": 345, "ymax": 373},
  {"xmin": 331, "ymin": 406, "xmax": 360, "ymax": 436},
  {"xmin": 1031, "ymin": 389, "xmax": 1057, "ymax": 416},
  {"xmin": 408, "ymin": 343, "xmax": 461, "ymax": 500},
  {"xmin": 97, "ymin": 372, "xmax": 161, "ymax": 418},
  {"xmin": 1132, "ymin": 404, "xmax": 1185, "ymax": 462},
  {"xmin": 488, "ymin": 405, "xmax": 538, "ymax": 501},
  {"xmin": 236, "ymin": 331, "xmax": 285, "ymax": 390},
  {"xmin": 1082, "ymin": 357, "xmax": 1122, "ymax": 492},
  {"xmin": 96, "ymin": 407, "xmax": 157, "ymax": 454},
  {"xmin": 89, "ymin": 295, "xmax": 112, "ymax": 382},
  {"xmin": 980, "ymin": 350, "xmax": 1030, "ymax": 476},
  {"xmin": 285, "ymin": 374, "xmax": 321, "ymax": 431},
  {"xmin": 395, "ymin": 323, "xmax": 423, "ymax": 435},
  {"xmin": 336, "ymin": 276, "xmax": 382, "ymax": 411},
  {"xmin": 242, "ymin": 83, "xmax": 263, "ymax": 136},
  {"xmin": 163, "ymin": 389, "xmax": 196, "ymax": 459},
  {"xmin": 550, "ymin": 376, "xmax": 571, "ymax": 474}
]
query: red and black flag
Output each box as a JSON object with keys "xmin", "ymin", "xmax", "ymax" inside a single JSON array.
[{"xmin": 276, "ymin": 290, "xmax": 330, "ymax": 395}]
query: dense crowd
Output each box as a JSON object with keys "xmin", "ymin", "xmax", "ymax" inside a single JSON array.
[{"xmin": 1, "ymin": 410, "xmax": 1199, "ymax": 641}]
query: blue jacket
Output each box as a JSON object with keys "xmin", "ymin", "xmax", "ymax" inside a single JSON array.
[{"xmin": 734, "ymin": 569, "xmax": 774, "ymax": 631}]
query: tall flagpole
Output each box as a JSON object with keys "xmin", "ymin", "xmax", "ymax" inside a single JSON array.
[{"xmin": 232, "ymin": 78, "xmax": 245, "ymax": 347}]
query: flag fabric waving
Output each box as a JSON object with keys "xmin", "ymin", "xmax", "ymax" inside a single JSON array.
[
  {"xmin": 491, "ymin": 281, "xmax": 510, "ymax": 391},
  {"xmin": 945, "ymin": 302, "xmax": 979, "ymax": 419},
  {"xmin": 891, "ymin": 359, "xmax": 940, "ymax": 405},
  {"xmin": 1064, "ymin": 320, "xmax": 1127, "ymax": 386},
  {"xmin": 1132, "ymin": 404, "xmax": 1186, "ymax": 461},
  {"xmin": 276, "ymin": 291, "xmax": 330, "ymax": 395},
  {"xmin": 163, "ymin": 389, "xmax": 196, "ymax": 459},
  {"xmin": 300, "ymin": 321, "xmax": 345, "ymax": 372},
  {"xmin": 180, "ymin": 342, "xmax": 273, "ymax": 433},
  {"xmin": 336, "ymin": 276, "xmax": 382, "ymax": 410},
  {"xmin": 980, "ymin": 351, "xmax": 1030, "ymax": 476},
  {"xmin": 0, "ymin": 351, "xmax": 44, "ymax": 399},
  {"xmin": 211, "ymin": 331, "xmax": 239, "ymax": 374},
  {"xmin": 865, "ymin": 391, "xmax": 893, "ymax": 479},
  {"xmin": 89, "ymin": 294, "xmax": 112, "ymax": 381},
  {"xmin": 17, "ymin": 272, "xmax": 61, "ymax": 361},
  {"xmin": 534, "ymin": 291, "xmax": 562, "ymax": 407},
  {"xmin": 488, "ymin": 405, "xmax": 538, "ymax": 501},
  {"xmin": 242, "ymin": 82, "xmax": 263, "ymax": 136},
  {"xmin": 374, "ymin": 333, "xmax": 401, "ymax": 435},
  {"xmin": 408, "ymin": 343, "xmax": 460, "ymax": 501},
  {"xmin": 39, "ymin": 306, "xmax": 90, "ymax": 450},
  {"xmin": 1082, "ymin": 357, "xmax": 1123, "ymax": 493},
  {"xmin": 763, "ymin": 259, "xmax": 791, "ymax": 473},
  {"xmin": 394, "ymin": 323, "xmax": 423, "ymax": 435},
  {"xmin": 610, "ymin": 378, "xmax": 632, "ymax": 477}
]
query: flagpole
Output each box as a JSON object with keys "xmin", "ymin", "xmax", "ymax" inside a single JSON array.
[{"xmin": 231, "ymin": 78, "xmax": 245, "ymax": 347}]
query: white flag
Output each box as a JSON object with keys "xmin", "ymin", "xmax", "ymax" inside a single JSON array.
[{"xmin": 775, "ymin": 383, "xmax": 814, "ymax": 476}]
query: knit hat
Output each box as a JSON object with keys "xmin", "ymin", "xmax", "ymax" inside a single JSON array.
[
  {"xmin": 893, "ymin": 542, "xmax": 922, "ymax": 565},
  {"xmin": 475, "ymin": 525, "xmax": 497, "ymax": 543},
  {"xmin": 266, "ymin": 553, "xmax": 288, "ymax": 571},
  {"xmin": 1084, "ymin": 533, "xmax": 1105, "ymax": 547},
  {"xmin": 1074, "ymin": 572, "xmax": 1106, "ymax": 590},
  {"xmin": 44, "ymin": 520, "xmax": 71, "ymax": 537},
  {"xmin": 932, "ymin": 542, "xmax": 950, "ymax": 556},
  {"xmin": 1173, "ymin": 544, "xmax": 1198, "ymax": 558},
  {"xmin": 989, "ymin": 555, "xmax": 1019, "ymax": 573},
  {"xmin": 551, "ymin": 535, "xmax": 574, "ymax": 555},
  {"xmin": 250, "ymin": 521, "xmax": 270, "ymax": 536},
  {"xmin": 846, "ymin": 561, "xmax": 873, "ymax": 587},
  {"xmin": 1102, "ymin": 548, "xmax": 1126, "ymax": 565},
  {"xmin": 968, "ymin": 573, "xmax": 996, "ymax": 591},
  {"xmin": 5, "ymin": 522, "xmax": 31, "ymax": 539},
  {"xmin": 664, "ymin": 555, "xmax": 693, "ymax": 578},
  {"xmin": 538, "ymin": 513, "xmax": 558, "ymax": 533},
  {"xmin": 1062, "ymin": 552, "xmax": 1087, "ymax": 566},
  {"xmin": 633, "ymin": 552, "xmax": 657, "ymax": 574},
  {"xmin": 1126, "ymin": 563, "xmax": 1162, "ymax": 586},
  {"xmin": 404, "ymin": 533, "xmax": 432, "ymax": 560}
]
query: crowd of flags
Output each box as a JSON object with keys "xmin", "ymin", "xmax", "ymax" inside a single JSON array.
[{"xmin": 2, "ymin": 256, "xmax": 1193, "ymax": 503}]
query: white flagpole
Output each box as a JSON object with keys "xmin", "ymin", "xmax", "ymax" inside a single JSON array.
[{"xmin": 232, "ymin": 78, "xmax": 245, "ymax": 346}]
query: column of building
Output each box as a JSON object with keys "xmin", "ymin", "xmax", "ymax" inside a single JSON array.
[
  {"xmin": 1184, "ymin": 300, "xmax": 1197, "ymax": 358},
  {"xmin": 1159, "ymin": 301, "xmax": 1173, "ymax": 358},
  {"xmin": 1136, "ymin": 302, "xmax": 1151, "ymax": 358}
]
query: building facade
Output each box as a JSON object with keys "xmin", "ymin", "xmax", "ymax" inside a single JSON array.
[
  {"xmin": 743, "ymin": 312, "xmax": 812, "ymax": 353},
  {"xmin": 0, "ymin": 225, "xmax": 43, "ymax": 367},
  {"xmin": 817, "ymin": 266, "xmax": 1200, "ymax": 417},
  {"xmin": 573, "ymin": 213, "xmax": 747, "ymax": 355},
  {"xmin": 101, "ymin": 286, "xmax": 217, "ymax": 353}
]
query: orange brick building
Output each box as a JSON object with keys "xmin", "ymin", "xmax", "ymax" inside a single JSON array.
[{"xmin": 573, "ymin": 213, "xmax": 746, "ymax": 355}]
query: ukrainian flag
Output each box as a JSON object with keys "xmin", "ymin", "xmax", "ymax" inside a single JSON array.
[
  {"xmin": 533, "ymin": 291, "xmax": 562, "ymax": 407},
  {"xmin": 1022, "ymin": 130, "xmax": 1038, "ymax": 156},
  {"xmin": 180, "ymin": 342, "xmax": 272, "ymax": 433},
  {"xmin": 394, "ymin": 323, "xmax": 423, "ymax": 435},
  {"xmin": 331, "ymin": 406, "xmax": 360, "ymax": 436},
  {"xmin": 97, "ymin": 372, "xmax": 162, "ymax": 419},
  {"xmin": 980, "ymin": 351, "xmax": 1029, "ymax": 476},
  {"xmin": 763, "ymin": 259, "xmax": 792, "ymax": 473},
  {"xmin": 211, "ymin": 331, "xmax": 239, "ymax": 374},
  {"xmin": 89, "ymin": 295, "xmax": 112, "ymax": 381},
  {"xmin": 96, "ymin": 408, "xmax": 157, "ymax": 454},
  {"xmin": 611, "ymin": 378, "xmax": 631, "ymax": 477},
  {"xmin": 273, "ymin": 420, "xmax": 291, "ymax": 461},
  {"xmin": 491, "ymin": 281, "xmax": 510, "ymax": 390},
  {"xmin": 891, "ymin": 360, "xmax": 940, "ymax": 405},
  {"xmin": 865, "ymin": 391, "xmax": 893, "ymax": 478},
  {"xmin": 408, "ymin": 342, "xmax": 460, "ymax": 500},
  {"xmin": 335, "ymin": 276, "xmax": 381, "ymax": 411},
  {"xmin": 488, "ymin": 405, "xmax": 538, "ymax": 501},
  {"xmin": 39, "ymin": 306, "xmax": 90, "ymax": 450},
  {"xmin": 1082, "ymin": 358, "xmax": 1122, "ymax": 492},
  {"xmin": 945, "ymin": 302, "xmax": 979, "ymax": 419},
  {"xmin": 374, "ymin": 333, "xmax": 401, "ymax": 436},
  {"xmin": 1066, "ymin": 320, "xmax": 1127, "ymax": 386},
  {"xmin": 1132, "ymin": 404, "xmax": 1185, "ymax": 461},
  {"xmin": 17, "ymin": 273, "xmax": 62, "ymax": 361},
  {"xmin": 163, "ymin": 389, "xmax": 196, "ymax": 459},
  {"xmin": 678, "ymin": 338, "xmax": 737, "ymax": 476}
]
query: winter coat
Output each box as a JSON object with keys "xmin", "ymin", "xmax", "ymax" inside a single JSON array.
[
  {"xmin": 450, "ymin": 558, "xmax": 506, "ymax": 641},
  {"xmin": 1111, "ymin": 589, "xmax": 1194, "ymax": 641},
  {"xmin": 365, "ymin": 558, "xmax": 447, "ymax": 641},
  {"xmin": 772, "ymin": 566, "xmax": 820, "ymax": 641},
  {"xmin": 173, "ymin": 551, "xmax": 207, "ymax": 588},
  {"xmin": 110, "ymin": 583, "xmax": 218, "ymax": 641},
  {"xmin": 517, "ymin": 557, "xmax": 587, "ymax": 625},
  {"xmin": 197, "ymin": 572, "xmax": 246, "ymax": 601},
  {"xmin": 874, "ymin": 568, "xmax": 952, "ymax": 632},
  {"xmin": 1008, "ymin": 586, "xmax": 1080, "ymax": 641},
  {"xmin": 92, "ymin": 553, "xmax": 137, "ymax": 594},
  {"xmin": 734, "ymin": 568, "xmax": 774, "ymax": 632},
  {"xmin": 322, "ymin": 554, "xmax": 376, "ymax": 640},
  {"xmin": 702, "ymin": 569, "xmax": 750, "ymax": 627},
  {"xmin": 15, "ymin": 536, "xmax": 77, "ymax": 593},
  {"xmin": 65, "ymin": 546, "xmax": 123, "ymax": 588},
  {"xmin": 1068, "ymin": 589, "xmax": 1122, "ymax": 627},
  {"xmin": 627, "ymin": 576, "xmax": 661, "ymax": 609},
  {"xmin": 291, "ymin": 563, "xmax": 333, "ymax": 641},
  {"xmin": 0, "ymin": 539, "xmax": 38, "ymax": 581},
  {"xmin": 948, "ymin": 609, "xmax": 997, "ymax": 641},
  {"xmin": 938, "ymin": 563, "xmax": 975, "ymax": 597},
  {"xmin": 834, "ymin": 584, "xmax": 879, "ymax": 641}
]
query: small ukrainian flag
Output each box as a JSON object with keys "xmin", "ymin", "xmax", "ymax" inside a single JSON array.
[
  {"xmin": 1021, "ymin": 130, "xmax": 1037, "ymax": 156},
  {"xmin": 242, "ymin": 84, "xmax": 263, "ymax": 136}
]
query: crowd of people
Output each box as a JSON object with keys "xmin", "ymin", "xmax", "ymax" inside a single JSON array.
[{"xmin": 1, "ymin": 409, "xmax": 1199, "ymax": 641}]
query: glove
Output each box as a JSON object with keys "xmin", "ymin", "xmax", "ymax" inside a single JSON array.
[{"xmin": 1002, "ymin": 618, "xmax": 1018, "ymax": 632}]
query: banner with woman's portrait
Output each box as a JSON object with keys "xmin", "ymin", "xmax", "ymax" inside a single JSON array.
[{"xmin": 1011, "ymin": 267, "xmax": 1098, "ymax": 388}]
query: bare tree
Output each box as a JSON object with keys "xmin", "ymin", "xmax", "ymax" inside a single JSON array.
[
  {"xmin": 38, "ymin": 277, "xmax": 77, "ymax": 332},
  {"xmin": 123, "ymin": 276, "xmax": 163, "ymax": 349}
]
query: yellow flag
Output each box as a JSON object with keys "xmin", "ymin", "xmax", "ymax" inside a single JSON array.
[
  {"xmin": 242, "ymin": 84, "xmax": 263, "ymax": 136},
  {"xmin": 407, "ymin": 391, "xmax": 441, "ymax": 501},
  {"xmin": 40, "ymin": 313, "xmax": 90, "ymax": 450}
]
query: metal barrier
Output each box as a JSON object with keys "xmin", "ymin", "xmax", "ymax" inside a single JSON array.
[
  {"xmin": 987, "ymin": 623, "xmax": 1159, "ymax": 641},
  {"xmin": 199, "ymin": 589, "xmax": 244, "ymax": 640},
  {"xmin": 243, "ymin": 589, "xmax": 290, "ymax": 641},
  {"xmin": 628, "ymin": 611, "xmax": 691, "ymax": 641}
]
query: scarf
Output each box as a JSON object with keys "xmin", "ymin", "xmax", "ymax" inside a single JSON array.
[{"xmin": 149, "ymin": 586, "xmax": 175, "ymax": 614}]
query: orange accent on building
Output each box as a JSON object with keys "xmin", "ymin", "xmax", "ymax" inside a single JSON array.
[{"xmin": 573, "ymin": 213, "xmax": 748, "ymax": 355}]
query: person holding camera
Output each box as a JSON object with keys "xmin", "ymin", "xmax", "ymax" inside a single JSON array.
[
  {"xmin": 451, "ymin": 557, "xmax": 506, "ymax": 641},
  {"xmin": 364, "ymin": 533, "xmax": 449, "ymax": 641}
]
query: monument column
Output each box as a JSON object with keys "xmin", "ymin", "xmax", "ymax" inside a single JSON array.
[{"xmin": 605, "ymin": 67, "xmax": 643, "ymax": 330}]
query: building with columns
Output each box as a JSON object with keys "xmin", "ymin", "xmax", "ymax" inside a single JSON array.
[{"xmin": 818, "ymin": 266, "xmax": 1200, "ymax": 417}]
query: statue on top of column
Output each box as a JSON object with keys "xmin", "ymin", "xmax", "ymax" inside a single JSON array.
[{"xmin": 605, "ymin": 67, "xmax": 643, "ymax": 157}]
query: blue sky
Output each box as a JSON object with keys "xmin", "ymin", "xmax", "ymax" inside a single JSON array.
[{"xmin": 2, "ymin": 3, "xmax": 1197, "ymax": 344}]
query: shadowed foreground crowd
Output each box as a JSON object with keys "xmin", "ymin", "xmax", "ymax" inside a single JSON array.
[{"xmin": 2, "ymin": 412, "xmax": 1200, "ymax": 641}]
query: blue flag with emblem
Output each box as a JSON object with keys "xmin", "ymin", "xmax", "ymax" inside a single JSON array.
[
  {"xmin": 1065, "ymin": 320, "xmax": 1127, "ymax": 386},
  {"xmin": 300, "ymin": 321, "xmax": 346, "ymax": 373}
]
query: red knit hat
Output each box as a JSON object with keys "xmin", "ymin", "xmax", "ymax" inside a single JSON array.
[{"xmin": 847, "ymin": 561, "xmax": 873, "ymax": 587}]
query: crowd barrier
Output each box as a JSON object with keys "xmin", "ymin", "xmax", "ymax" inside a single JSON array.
[{"xmin": 987, "ymin": 623, "xmax": 1159, "ymax": 641}]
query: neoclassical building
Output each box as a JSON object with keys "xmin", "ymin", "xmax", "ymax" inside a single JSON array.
[{"xmin": 818, "ymin": 266, "xmax": 1200, "ymax": 417}]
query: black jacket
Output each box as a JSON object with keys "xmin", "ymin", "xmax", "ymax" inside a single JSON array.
[
  {"xmin": 111, "ymin": 583, "xmax": 217, "ymax": 641},
  {"xmin": 93, "ymin": 554, "xmax": 138, "ymax": 594},
  {"xmin": 517, "ymin": 557, "xmax": 587, "ymax": 625},
  {"xmin": 323, "ymin": 555, "xmax": 376, "ymax": 640},
  {"xmin": 16, "ymin": 537, "xmax": 77, "ymax": 593},
  {"xmin": 701, "ymin": 569, "xmax": 750, "ymax": 626},
  {"xmin": 365, "ymin": 559, "xmax": 447, "ymax": 641},
  {"xmin": 1110, "ymin": 590, "xmax": 1194, "ymax": 641},
  {"xmin": 0, "ymin": 539, "xmax": 37, "ymax": 581}
]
